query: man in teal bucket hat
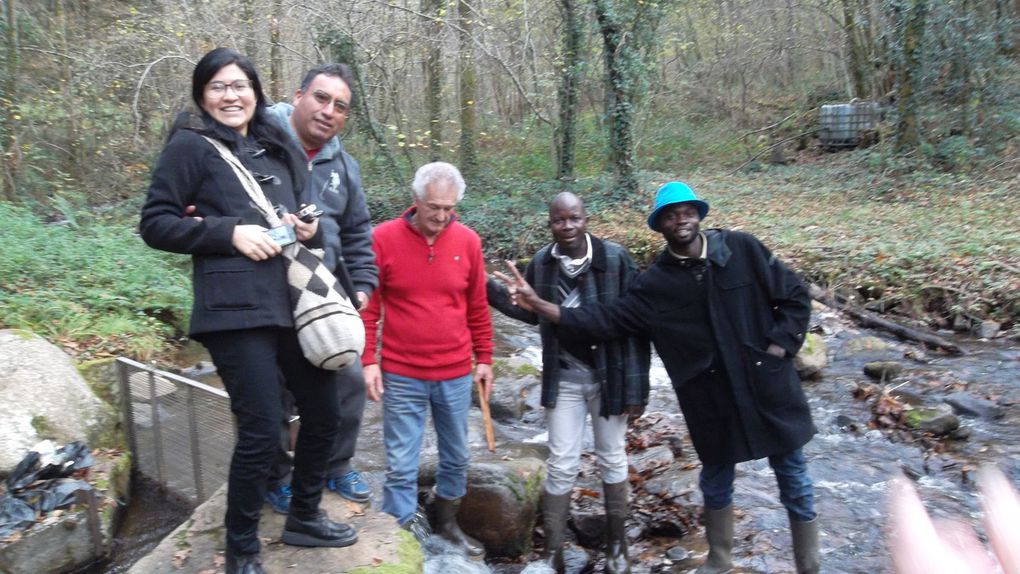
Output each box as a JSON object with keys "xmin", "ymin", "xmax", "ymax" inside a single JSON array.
[
  {"xmin": 496, "ymin": 181, "xmax": 820, "ymax": 574},
  {"xmin": 646, "ymin": 181, "xmax": 709, "ymax": 228}
]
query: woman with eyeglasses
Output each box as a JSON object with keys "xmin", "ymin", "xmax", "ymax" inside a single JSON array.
[{"xmin": 140, "ymin": 47, "xmax": 357, "ymax": 574}]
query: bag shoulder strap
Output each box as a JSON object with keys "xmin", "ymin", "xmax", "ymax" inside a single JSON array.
[{"xmin": 202, "ymin": 136, "xmax": 282, "ymax": 228}]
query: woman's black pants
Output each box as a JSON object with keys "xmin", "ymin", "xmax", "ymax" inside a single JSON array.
[{"xmin": 202, "ymin": 327, "xmax": 341, "ymax": 556}]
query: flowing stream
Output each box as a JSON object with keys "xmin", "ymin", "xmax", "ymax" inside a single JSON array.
[{"xmin": 101, "ymin": 308, "xmax": 1019, "ymax": 573}]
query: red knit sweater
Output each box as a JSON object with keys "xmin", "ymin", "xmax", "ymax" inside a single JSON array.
[{"xmin": 361, "ymin": 208, "xmax": 493, "ymax": 380}]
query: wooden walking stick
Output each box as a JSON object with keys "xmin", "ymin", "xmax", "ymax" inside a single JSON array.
[{"xmin": 476, "ymin": 379, "xmax": 496, "ymax": 452}]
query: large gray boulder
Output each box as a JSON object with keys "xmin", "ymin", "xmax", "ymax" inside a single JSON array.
[{"xmin": 0, "ymin": 330, "xmax": 111, "ymax": 474}]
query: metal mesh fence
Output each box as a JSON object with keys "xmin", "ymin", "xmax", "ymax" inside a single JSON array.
[{"xmin": 117, "ymin": 357, "xmax": 235, "ymax": 503}]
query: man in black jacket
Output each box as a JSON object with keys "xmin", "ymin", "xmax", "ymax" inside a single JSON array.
[
  {"xmin": 488, "ymin": 192, "xmax": 649, "ymax": 574},
  {"xmin": 496, "ymin": 182, "xmax": 819, "ymax": 574}
]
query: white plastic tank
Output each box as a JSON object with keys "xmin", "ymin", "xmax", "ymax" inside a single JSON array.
[{"xmin": 819, "ymin": 102, "xmax": 879, "ymax": 147}]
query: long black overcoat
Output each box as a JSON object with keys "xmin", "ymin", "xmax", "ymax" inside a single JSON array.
[{"xmin": 559, "ymin": 228, "xmax": 816, "ymax": 465}]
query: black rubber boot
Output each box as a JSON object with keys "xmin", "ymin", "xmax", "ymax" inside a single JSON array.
[
  {"xmin": 433, "ymin": 495, "xmax": 485, "ymax": 557},
  {"xmin": 790, "ymin": 512, "xmax": 820, "ymax": 574},
  {"xmin": 225, "ymin": 551, "xmax": 266, "ymax": 574},
  {"xmin": 695, "ymin": 505, "xmax": 733, "ymax": 574},
  {"xmin": 603, "ymin": 480, "xmax": 631, "ymax": 574},
  {"xmin": 281, "ymin": 511, "xmax": 358, "ymax": 547},
  {"xmin": 541, "ymin": 490, "xmax": 571, "ymax": 572}
]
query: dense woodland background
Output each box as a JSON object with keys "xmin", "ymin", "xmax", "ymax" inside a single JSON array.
[{"xmin": 1, "ymin": 0, "xmax": 1019, "ymax": 358}]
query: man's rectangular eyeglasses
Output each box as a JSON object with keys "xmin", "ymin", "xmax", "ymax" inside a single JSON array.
[
  {"xmin": 313, "ymin": 90, "xmax": 350, "ymax": 114},
  {"xmin": 206, "ymin": 80, "xmax": 253, "ymax": 95}
]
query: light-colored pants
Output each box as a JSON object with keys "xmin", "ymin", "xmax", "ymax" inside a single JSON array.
[{"xmin": 544, "ymin": 373, "xmax": 629, "ymax": 495}]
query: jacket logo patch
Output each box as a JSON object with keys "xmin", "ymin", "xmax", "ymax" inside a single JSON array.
[{"xmin": 327, "ymin": 171, "xmax": 341, "ymax": 194}]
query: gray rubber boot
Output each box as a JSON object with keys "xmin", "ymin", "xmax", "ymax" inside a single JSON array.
[
  {"xmin": 433, "ymin": 496, "xmax": 485, "ymax": 557},
  {"xmin": 790, "ymin": 513, "xmax": 820, "ymax": 574},
  {"xmin": 541, "ymin": 491, "xmax": 571, "ymax": 573},
  {"xmin": 603, "ymin": 481, "xmax": 631, "ymax": 574},
  {"xmin": 695, "ymin": 505, "xmax": 733, "ymax": 574}
]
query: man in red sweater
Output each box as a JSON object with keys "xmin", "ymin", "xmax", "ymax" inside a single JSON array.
[{"xmin": 361, "ymin": 161, "xmax": 494, "ymax": 556}]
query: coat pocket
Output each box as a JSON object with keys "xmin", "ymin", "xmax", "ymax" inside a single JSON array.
[
  {"xmin": 743, "ymin": 343, "xmax": 798, "ymax": 410},
  {"xmin": 202, "ymin": 258, "xmax": 258, "ymax": 310}
]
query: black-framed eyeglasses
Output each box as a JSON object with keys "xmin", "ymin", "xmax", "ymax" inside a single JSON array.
[
  {"xmin": 207, "ymin": 79, "xmax": 253, "ymax": 95},
  {"xmin": 312, "ymin": 90, "xmax": 350, "ymax": 114}
]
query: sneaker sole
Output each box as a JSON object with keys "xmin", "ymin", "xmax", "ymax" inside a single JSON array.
[{"xmin": 281, "ymin": 530, "xmax": 358, "ymax": 548}]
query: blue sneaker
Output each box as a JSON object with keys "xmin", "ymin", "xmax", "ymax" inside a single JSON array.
[
  {"xmin": 327, "ymin": 471, "xmax": 371, "ymax": 503},
  {"xmin": 265, "ymin": 484, "xmax": 292, "ymax": 514}
]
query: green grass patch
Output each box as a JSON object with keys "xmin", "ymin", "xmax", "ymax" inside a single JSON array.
[
  {"xmin": 586, "ymin": 156, "xmax": 1020, "ymax": 329},
  {"xmin": 345, "ymin": 529, "xmax": 423, "ymax": 573},
  {"xmin": 0, "ymin": 202, "xmax": 192, "ymax": 359}
]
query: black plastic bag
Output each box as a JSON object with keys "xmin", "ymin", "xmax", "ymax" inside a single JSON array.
[
  {"xmin": 16, "ymin": 479, "xmax": 93, "ymax": 514},
  {"xmin": 5, "ymin": 441, "xmax": 94, "ymax": 492},
  {"xmin": 0, "ymin": 495, "xmax": 36, "ymax": 539},
  {"xmin": 5, "ymin": 450, "xmax": 41, "ymax": 491}
]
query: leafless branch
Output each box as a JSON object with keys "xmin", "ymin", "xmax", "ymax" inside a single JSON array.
[{"xmin": 133, "ymin": 54, "xmax": 194, "ymax": 139}]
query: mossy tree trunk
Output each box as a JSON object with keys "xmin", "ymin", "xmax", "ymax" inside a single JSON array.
[
  {"xmin": 593, "ymin": 0, "xmax": 638, "ymax": 198},
  {"xmin": 996, "ymin": 0, "xmax": 1016, "ymax": 54},
  {"xmin": 457, "ymin": 0, "xmax": 477, "ymax": 175},
  {"xmin": 423, "ymin": 0, "xmax": 444, "ymax": 161},
  {"xmin": 555, "ymin": 0, "xmax": 582, "ymax": 182},
  {"xmin": 894, "ymin": 0, "xmax": 928, "ymax": 154},
  {"xmin": 842, "ymin": 0, "xmax": 869, "ymax": 99}
]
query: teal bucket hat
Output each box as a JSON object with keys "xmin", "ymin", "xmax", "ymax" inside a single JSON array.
[{"xmin": 647, "ymin": 181, "xmax": 710, "ymax": 231}]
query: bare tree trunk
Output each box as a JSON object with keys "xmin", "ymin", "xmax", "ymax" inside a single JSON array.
[
  {"xmin": 241, "ymin": 0, "xmax": 259, "ymax": 62},
  {"xmin": 2, "ymin": 0, "xmax": 19, "ymax": 201},
  {"xmin": 555, "ymin": 0, "xmax": 582, "ymax": 182},
  {"xmin": 894, "ymin": 0, "xmax": 928, "ymax": 153},
  {"xmin": 457, "ymin": 0, "xmax": 477, "ymax": 175},
  {"xmin": 423, "ymin": 0, "xmax": 444, "ymax": 161},
  {"xmin": 325, "ymin": 32, "xmax": 407, "ymax": 185},
  {"xmin": 56, "ymin": 0, "xmax": 82, "ymax": 188},
  {"xmin": 269, "ymin": 0, "xmax": 283, "ymax": 102},
  {"xmin": 593, "ymin": 0, "xmax": 638, "ymax": 198}
]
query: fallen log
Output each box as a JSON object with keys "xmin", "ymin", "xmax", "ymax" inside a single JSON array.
[{"xmin": 808, "ymin": 283, "xmax": 964, "ymax": 355}]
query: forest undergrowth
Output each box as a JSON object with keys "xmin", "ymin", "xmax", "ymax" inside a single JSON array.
[{"xmin": 1, "ymin": 143, "xmax": 1018, "ymax": 361}]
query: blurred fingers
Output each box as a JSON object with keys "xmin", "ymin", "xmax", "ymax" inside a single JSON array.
[{"xmin": 978, "ymin": 467, "xmax": 1020, "ymax": 574}]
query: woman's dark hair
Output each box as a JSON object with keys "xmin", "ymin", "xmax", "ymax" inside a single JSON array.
[
  {"xmin": 179, "ymin": 47, "xmax": 303, "ymax": 183},
  {"xmin": 171, "ymin": 46, "xmax": 303, "ymax": 190},
  {"xmin": 190, "ymin": 47, "xmax": 268, "ymax": 111}
]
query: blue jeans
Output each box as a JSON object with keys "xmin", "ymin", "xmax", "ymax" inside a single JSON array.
[
  {"xmin": 699, "ymin": 448, "xmax": 816, "ymax": 522},
  {"xmin": 381, "ymin": 371, "xmax": 473, "ymax": 524}
]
